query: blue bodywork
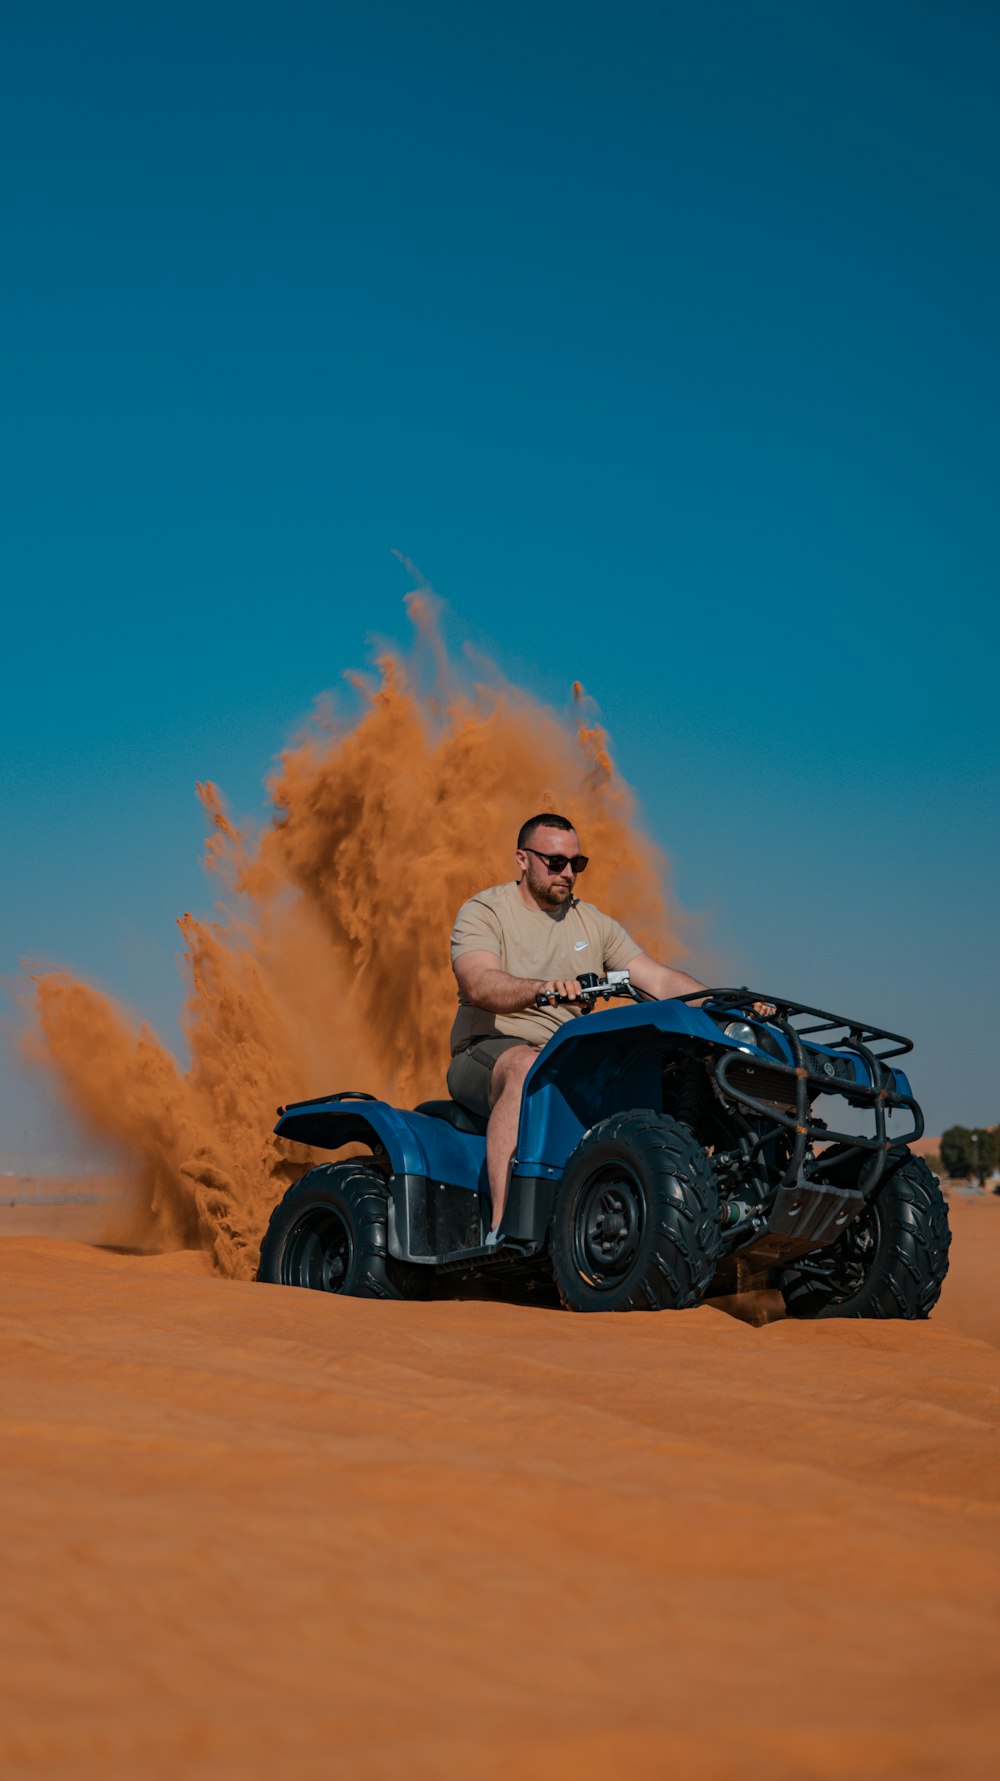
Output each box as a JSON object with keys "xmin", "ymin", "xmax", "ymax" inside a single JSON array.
[
  {"xmin": 276, "ymin": 1096, "xmax": 488, "ymax": 1192},
  {"xmin": 274, "ymin": 997, "xmax": 913, "ymax": 1194}
]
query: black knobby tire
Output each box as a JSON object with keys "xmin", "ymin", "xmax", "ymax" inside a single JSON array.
[
  {"xmin": 549, "ymin": 1110, "xmax": 721, "ymax": 1313},
  {"xmin": 780, "ymin": 1151, "xmax": 951, "ymax": 1320},
  {"xmin": 257, "ymin": 1161, "xmax": 419, "ymax": 1299}
]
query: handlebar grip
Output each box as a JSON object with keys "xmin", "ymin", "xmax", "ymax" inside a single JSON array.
[{"xmin": 535, "ymin": 974, "xmax": 635, "ymax": 1012}]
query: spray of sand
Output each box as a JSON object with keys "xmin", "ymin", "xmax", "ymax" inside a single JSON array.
[{"xmin": 23, "ymin": 595, "xmax": 685, "ymax": 1278}]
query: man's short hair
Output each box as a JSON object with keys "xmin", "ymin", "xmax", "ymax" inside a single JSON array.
[{"xmin": 517, "ymin": 812, "xmax": 575, "ymax": 850}]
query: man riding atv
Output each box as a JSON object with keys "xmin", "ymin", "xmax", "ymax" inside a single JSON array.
[
  {"xmin": 449, "ymin": 812, "xmax": 748, "ymax": 1240},
  {"xmin": 262, "ymin": 816, "xmax": 948, "ymax": 1320}
]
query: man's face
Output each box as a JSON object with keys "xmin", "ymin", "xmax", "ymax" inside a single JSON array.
[{"xmin": 517, "ymin": 826, "xmax": 583, "ymax": 909}]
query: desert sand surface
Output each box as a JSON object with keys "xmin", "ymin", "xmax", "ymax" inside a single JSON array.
[{"xmin": 1, "ymin": 1189, "xmax": 998, "ymax": 1780}]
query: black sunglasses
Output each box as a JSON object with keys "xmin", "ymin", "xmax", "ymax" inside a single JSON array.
[{"xmin": 523, "ymin": 846, "xmax": 589, "ymax": 875}]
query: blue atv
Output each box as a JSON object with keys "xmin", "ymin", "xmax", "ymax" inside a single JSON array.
[{"xmin": 259, "ymin": 974, "xmax": 951, "ymax": 1317}]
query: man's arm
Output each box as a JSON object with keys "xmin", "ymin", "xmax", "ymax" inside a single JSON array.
[
  {"xmin": 454, "ymin": 950, "xmax": 582, "ymax": 1012},
  {"xmin": 626, "ymin": 952, "xmax": 707, "ymax": 1001},
  {"xmin": 627, "ymin": 952, "xmax": 775, "ymax": 1016}
]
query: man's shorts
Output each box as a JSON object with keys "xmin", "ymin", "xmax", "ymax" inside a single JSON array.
[{"xmin": 446, "ymin": 1036, "xmax": 533, "ymax": 1119}]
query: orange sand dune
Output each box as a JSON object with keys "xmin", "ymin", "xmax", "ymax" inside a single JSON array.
[{"xmin": 1, "ymin": 1195, "xmax": 998, "ymax": 1780}]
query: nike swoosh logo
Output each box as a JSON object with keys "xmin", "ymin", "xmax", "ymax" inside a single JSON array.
[{"xmin": 574, "ymin": 941, "xmax": 589, "ymax": 951}]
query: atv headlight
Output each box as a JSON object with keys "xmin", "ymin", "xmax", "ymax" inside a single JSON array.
[{"xmin": 723, "ymin": 1021, "xmax": 759, "ymax": 1051}]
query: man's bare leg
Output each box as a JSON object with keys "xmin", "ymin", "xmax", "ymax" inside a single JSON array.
[{"xmin": 486, "ymin": 1044, "xmax": 537, "ymax": 1233}]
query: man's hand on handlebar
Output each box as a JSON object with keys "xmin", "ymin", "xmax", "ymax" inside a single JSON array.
[
  {"xmin": 534, "ymin": 971, "xmax": 638, "ymax": 1010},
  {"xmin": 534, "ymin": 977, "xmax": 584, "ymax": 1007}
]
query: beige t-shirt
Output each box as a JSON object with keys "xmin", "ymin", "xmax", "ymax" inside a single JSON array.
[{"xmin": 449, "ymin": 880, "xmax": 642, "ymax": 1053}]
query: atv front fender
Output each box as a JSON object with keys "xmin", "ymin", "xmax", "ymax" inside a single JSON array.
[{"xmin": 515, "ymin": 999, "xmax": 725, "ymax": 1174}]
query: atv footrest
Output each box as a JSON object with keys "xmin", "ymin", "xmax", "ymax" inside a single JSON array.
[{"xmin": 435, "ymin": 1237, "xmax": 538, "ymax": 1273}]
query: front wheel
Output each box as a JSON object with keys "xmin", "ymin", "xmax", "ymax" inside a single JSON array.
[
  {"xmin": 549, "ymin": 1111, "xmax": 721, "ymax": 1312},
  {"xmin": 258, "ymin": 1161, "xmax": 420, "ymax": 1299},
  {"xmin": 780, "ymin": 1152, "xmax": 951, "ymax": 1319}
]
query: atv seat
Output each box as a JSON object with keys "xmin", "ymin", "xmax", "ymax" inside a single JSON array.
[{"xmin": 413, "ymin": 1099, "xmax": 489, "ymax": 1138}]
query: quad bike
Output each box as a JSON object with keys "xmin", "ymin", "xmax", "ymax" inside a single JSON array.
[{"xmin": 259, "ymin": 973, "xmax": 950, "ymax": 1317}]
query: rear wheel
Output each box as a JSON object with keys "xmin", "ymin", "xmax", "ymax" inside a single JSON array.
[
  {"xmin": 549, "ymin": 1111, "xmax": 721, "ymax": 1312},
  {"xmin": 780, "ymin": 1152, "xmax": 951, "ymax": 1319},
  {"xmin": 257, "ymin": 1161, "xmax": 420, "ymax": 1299}
]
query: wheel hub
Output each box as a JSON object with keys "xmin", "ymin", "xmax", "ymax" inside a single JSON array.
[
  {"xmin": 575, "ymin": 1168, "xmax": 646, "ymax": 1284},
  {"xmin": 281, "ymin": 1206, "xmax": 353, "ymax": 1292},
  {"xmin": 596, "ymin": 1208, "xmax": 626, "ymax": 1242}
]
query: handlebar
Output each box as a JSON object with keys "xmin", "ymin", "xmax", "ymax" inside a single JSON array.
[{"xmin": 534, "ymin": 970, "xmax": 640, "ymax": 1011}]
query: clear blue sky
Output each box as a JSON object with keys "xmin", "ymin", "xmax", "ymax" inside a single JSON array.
[{"xmin": 2, "ymin": 0, "xmax": 998, "ymax": 1165}]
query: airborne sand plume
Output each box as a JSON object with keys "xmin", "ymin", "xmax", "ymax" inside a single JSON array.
[{"xmin": 25, "ymin": 594, "xmax": 685, "ymax": 1278}]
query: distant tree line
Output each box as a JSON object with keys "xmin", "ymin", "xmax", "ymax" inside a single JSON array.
[{"xmin": 939, "ymin": 1126, "xmax": 1000, "ymax": 1188}]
